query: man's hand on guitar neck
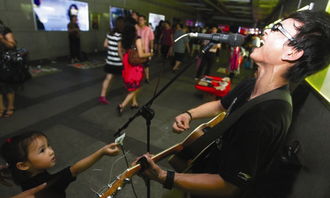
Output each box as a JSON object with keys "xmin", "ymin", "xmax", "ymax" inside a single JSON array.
[{"xmin": 132, "ymin": 153, "xmax": 167, "ymax": 184}]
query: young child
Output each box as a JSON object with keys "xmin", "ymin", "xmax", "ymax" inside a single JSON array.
[{"xmin": 0, "ymin": 131, "xmax": 120, "ymax": 197}]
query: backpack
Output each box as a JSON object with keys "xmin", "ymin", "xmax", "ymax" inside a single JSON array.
[{"xmin": 0, "ymin": 48, "xmax": 31, "ymax": 83}]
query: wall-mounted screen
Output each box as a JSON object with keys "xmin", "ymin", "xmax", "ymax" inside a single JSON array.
[
  {"xmin": 32, "ymin": 0, "xmax": 89, "ymax": 31},
  {"xmin": 148, "ymin": 13, "xmax": 165, "ymax": 31},
  {"xmin": 109, "ymin": 6, "xmax": 131, "ymax": 29}
]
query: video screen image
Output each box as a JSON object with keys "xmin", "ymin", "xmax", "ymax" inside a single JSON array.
[
  {"xmin": 32, "ymin": 0, "xmax": 89, "ymax": 31},
  {"xmin": 148, "ymin": 13, "xmax": 165, "ymax": 31},
  {"xmin": 109, "ymin": 6, "xmax": 131, "ymax": 29}
]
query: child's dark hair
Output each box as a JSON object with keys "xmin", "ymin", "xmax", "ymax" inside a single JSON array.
[{"xmin": 0, "ymin": 131, "xmax": 47, "ymax": 185}]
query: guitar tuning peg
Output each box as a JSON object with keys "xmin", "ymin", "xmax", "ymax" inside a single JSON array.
[
  {"xmin": 90, "ymin": 187, "xmax": 102, "ymax": 197},
  {"xmin": 106, "ymin": 196, "xmax": 113, "ymax": 198},
  {"xmin": 124, "ymin": 178, "xmax": 130, "ymax": 183},
  {"xmin": 117, "ymin": 187, "xmax": 122, "ymax": 191}
]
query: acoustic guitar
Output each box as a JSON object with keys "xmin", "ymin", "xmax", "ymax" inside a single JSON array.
[{"xmin": 99, "ymin": 112, "xmax": 226, "ymax": 198}]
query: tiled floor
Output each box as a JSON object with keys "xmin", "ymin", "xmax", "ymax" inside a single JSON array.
[{"xmin": 0, "ymin": 50, "xmax": 254, "ymax": 198}]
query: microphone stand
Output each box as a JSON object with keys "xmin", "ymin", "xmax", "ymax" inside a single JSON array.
[{"xmin": 113, "ymin": 39, "xmax": 216, "ymax": 198}]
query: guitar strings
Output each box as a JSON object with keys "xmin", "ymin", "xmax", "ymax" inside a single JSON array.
[
  {"xmin": 120, "ymin": 145, "xmax": 139, "ymax": 198},
  {"xmin": 108, "ymin": 151, "xmax": 129, "ymax": 184},
  {"xmin": 93, "ymin": 152, "xmax": 128, "ymax": 197}
]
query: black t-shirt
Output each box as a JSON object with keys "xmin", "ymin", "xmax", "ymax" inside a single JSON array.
[
  {"xmin": 192, "ymin": 78, "xmax": 292, "ymax": 198},
  {"xmin": 21, "ymin": 167, "xmax": 76, "ymax": 198},
  {"xmin": 67, "ymin": 22, "xmax": 80, "ymax": 39}
]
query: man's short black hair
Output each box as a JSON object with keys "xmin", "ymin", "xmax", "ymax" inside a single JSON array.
[
  {"xmin": 164, "ymin": 20, "xmax": 171, "ymax": 26},
  {"xmin": 138, "ymin": 15, "xmax": 146, "ymax": 20},
  {"xmin": 210, "ymin": 24, "xmax": 217, "ymax": 29},
  {"xmin": 176, "ymin": 23, "xmax": 183, "ymax": 29},
  {"xmin": 284, "ymin": 10, "xmax": 330, "ymax": 83}
]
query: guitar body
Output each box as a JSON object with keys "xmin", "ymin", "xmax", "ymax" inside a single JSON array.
[
  {"xmin": 168, "ymin": 112, "xmax": 226, "ymax": 172},
  {"xmin": 100, "ymin": 112, "xmax": 226, "ymax": 198}
]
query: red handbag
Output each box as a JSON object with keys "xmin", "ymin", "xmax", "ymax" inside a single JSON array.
[{"xmin": 128, "ymin": 48, "xmax": 148, "ymax": 66}]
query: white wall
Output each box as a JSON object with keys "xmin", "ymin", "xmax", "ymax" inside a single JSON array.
[{"xmin": 0, "ymin": 0, "xmax": 193, "ymax": 60}]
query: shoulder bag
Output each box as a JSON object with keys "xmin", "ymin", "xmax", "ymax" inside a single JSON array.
[{"xmin": 128, "ymin": 42, "xmax": 148, "ymax": 66}]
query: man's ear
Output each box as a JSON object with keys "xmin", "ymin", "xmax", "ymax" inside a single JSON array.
[
  {"xmin": 282, "ymin": 47, "xmax": 304, "ymax": 62},
  {"xmin": 16, "ymin": 162, "xmax": 30, "ymax": 171}
]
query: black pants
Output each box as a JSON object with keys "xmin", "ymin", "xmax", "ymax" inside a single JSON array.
[
  {"xmin": 69, "ymin": 37, "xmax": 81, "ymax": 60},
  {"xmin": 195, "ymin": 52, "xmax": 216, "ymax": 78},
  {"xmin": 161, "ymin": 45, "xmax": 171, "ymax": 58}
]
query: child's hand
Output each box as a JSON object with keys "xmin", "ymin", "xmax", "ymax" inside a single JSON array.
[
  {"xmin": 11, "ymin": 183, "xmax": 47, "ymax": 198},
  {"xmin": 102, "ymin": 143, "xmax": 120, "ymax": 156},
  {"xmin": 70, "ymin": 143, "xmax": 121, "ymax": 176}
]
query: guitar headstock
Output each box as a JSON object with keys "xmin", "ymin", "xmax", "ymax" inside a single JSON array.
[
  {"xmin": 98, "ymin": 164, "xmax": 140, "ymax": 198},
  {"xmin": 99, "ymin": 171, "xmax": 131, "ymax": 198}
]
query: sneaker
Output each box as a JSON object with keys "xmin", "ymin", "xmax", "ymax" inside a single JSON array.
[{"xmin": 98, "ymin": 96, "xmax": 110, "ymax": 104}]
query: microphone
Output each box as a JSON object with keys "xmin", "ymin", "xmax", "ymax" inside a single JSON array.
[{"xmin": 188, "ymin": 33, "xmax": 245, "ymax": 46}]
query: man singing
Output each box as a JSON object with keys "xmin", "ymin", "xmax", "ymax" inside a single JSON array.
[{"xmin": 134, "ymin": 10, "xmax": 330, "ymax": 198}]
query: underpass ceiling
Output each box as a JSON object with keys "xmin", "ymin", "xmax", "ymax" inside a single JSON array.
[{"xmin": 177, "ymin": 0, "xmax": 283, "ymax": 26}]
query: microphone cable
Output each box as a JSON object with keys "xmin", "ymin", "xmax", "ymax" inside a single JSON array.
[
  {"xmin": 151, "ymin": 33, "xmax": 189, "ymax": 98},
  {"xmin": 174, "ymin": 33, "xmax": 189, "ymax": 43}
]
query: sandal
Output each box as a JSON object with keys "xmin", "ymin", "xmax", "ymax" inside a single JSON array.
[
  {"xmin": 0, "ymin": 109, "xmax": 6, "ymax": 118},
  {"xmin": 116, "ymin": 105, "xmax": 123, "ymax": 116},
  {"xmin": 4, "ymin": 109, "xmax": 15, "ymax": 118},
  {"xmin": 130, "ymin": 104, "xmax": 139, "ymax": 109}
]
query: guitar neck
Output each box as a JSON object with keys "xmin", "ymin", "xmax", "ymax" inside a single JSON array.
[
  {"xmin": 152, "ymin": 143, "xmax": 183, "ymax": 162},
  {"xmin": 125, "ymin": 143, "xmax": 183, "ymax": 177}
]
